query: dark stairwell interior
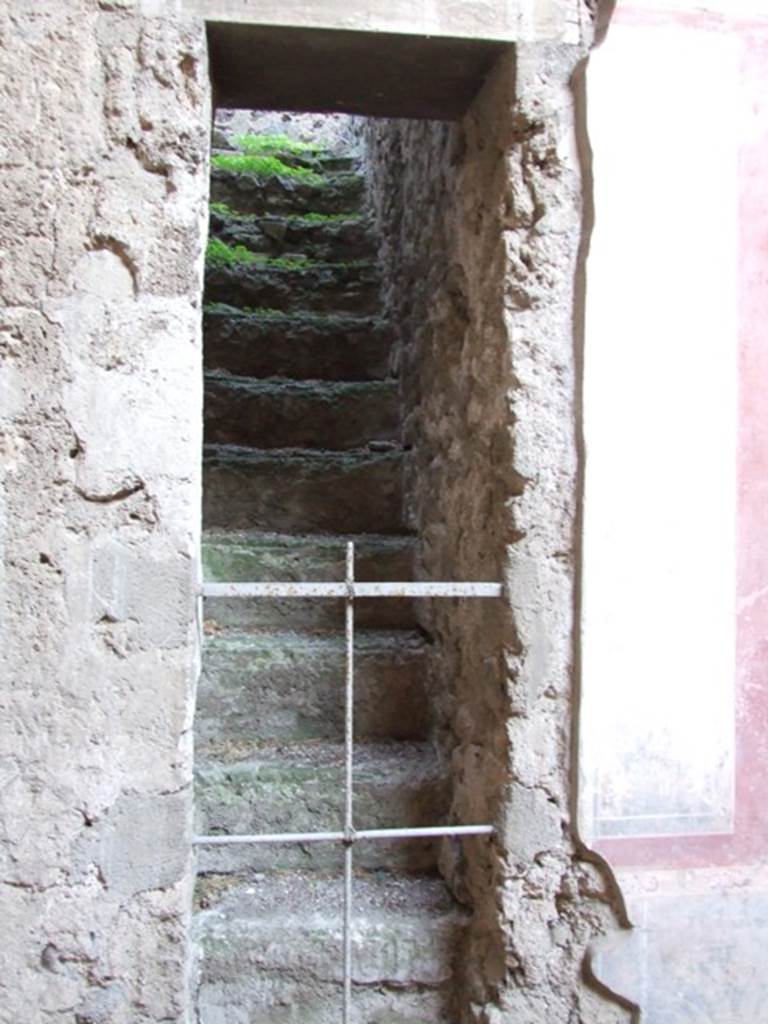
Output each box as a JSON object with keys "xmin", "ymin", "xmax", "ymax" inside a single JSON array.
[{"xmin": 194, "ymin": 114, "xmax": 468, "ymax": 1023}]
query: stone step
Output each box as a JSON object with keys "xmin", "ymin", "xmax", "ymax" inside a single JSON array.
[
  {"xmin": 203, "ymin": 446, "xmax": 406, "ymax": 534},
  {"xmin": 197, "ymin": 627, "xmax": 429, "ymax": 748},
  {"xmin": 202, "ymin": 531, "xmax": 418, "ymax": 631},
  {"xmin": 316, "ymin": 154, "xmax": 359, "ymax": 173},
  {"xmin": 204, "ymin": 260, "xmax": 380, "ymax": 316},
  {"xmin": 195, "ymin": 741, "xmax": 448, "ymax": 874},
  {"xmin": 204, "ymin": 308, "xmax": 393, "ymax": 382},
  {"xmin": 211, "ymin": 148, "xmax": 360, "ymax": 176},
  {"xmin": 210, "ymin": 167, "xmax": 366, "ymax": 217},
  {"xmin": 204, "ymin": 374, "xmax": 400, "ymax": 452},
  {"xmin": 195, "ymin": 872, "xmax": 466, "ymax": 1024},
  {"xmin": 211, "ymin": 211, "xmax": 375, "ymax": 262}
]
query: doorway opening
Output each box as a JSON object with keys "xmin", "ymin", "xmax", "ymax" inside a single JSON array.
[
  {"xmin": 195, "ymin": 103, "xmax": 501, "ymax": 1024},
  {"xmin": 190, "ymin": 21, "xmax": 625, "ymax": 1024}
]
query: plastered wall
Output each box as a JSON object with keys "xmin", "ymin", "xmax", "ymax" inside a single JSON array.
[
  {"xmin": 0, "ymin": 5, "xmax": 208, "ymax": 1021},
  {"xmin": 365, "ymin": 45, "xmax": 631, "ymax": 1024},
  {"xmin": 583, "ymin": 3, "xmax": 768, "ymax": 1020}
]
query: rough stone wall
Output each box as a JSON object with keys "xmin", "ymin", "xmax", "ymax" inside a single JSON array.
[
  {"xmin": 365, "ymin": 45, "xmax": 631, "ymax": 1024},
  {"xmin": 213, "ymin": 109, "xmax": 362, "ymax": 154},
  {"xmin": 0, "ymin": 5, "xmax": 208, "ymax": 1021}
]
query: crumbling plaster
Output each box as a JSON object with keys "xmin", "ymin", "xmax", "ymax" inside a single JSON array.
[
  {"xmin": 0, "ymin": 4, "xmax": 208, "ymax": 1021},
  {"xmin": 365, "ymin": 42, "xmax": 630, "ymax": 1024}
]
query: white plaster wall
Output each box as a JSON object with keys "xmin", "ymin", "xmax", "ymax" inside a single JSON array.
[
  {"xmin": 582, "ymin": 17, "xmax": 739, "ymax": 842},
  {"xmin": 582, "ymin": 3, "xmax": 768, "ymax": 1020}
]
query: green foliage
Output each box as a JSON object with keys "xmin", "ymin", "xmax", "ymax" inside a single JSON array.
[
  {"xmin": 234, "ymin": 133, "xmax": 323, "ymax": 156},
  {"xmin": 209, "ymin": 201, "xmax": 235, "ymax": 216},
  {"xmin": 259, "ymin": 255, "xmax": 313, "ymax": 270},
  {"xmin": 296, "ymin": 212, "xmax": 359, "ymax": 223},
  {"xmin": 209, "ymin": 202, "xmax": 258, "ymax": 223},
  {"xmin": 206, "ymin": 238, "xmax": 314, "ymax": 270},
  {"xmin": 206, "ymin": 238, "xmax": 371, "ymax": 272},
  {"xmin": 206, "ymin": 237, "xmax": 259, "ymax": 267},
  {"xmin": 211, "ymin": 152, "xmax": 323, "ymax": 184},
  {"xmin": 209, "ymin": 205, "xmax": 359, "ymax": 226}
]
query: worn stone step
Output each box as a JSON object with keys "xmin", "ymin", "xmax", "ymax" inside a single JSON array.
[
  {"xmin": 211, "ymin": 148, "xmax": 360, "ymax": 176},
  {"xmin": 198, "ymin": 627, "xmax": 429, "ymax": 749},
  {"xmin": 195, "ymin": 872, "xmax": 465, "ymax": 1024},
  {"xmin": 273, "ymin": 152, "xmax": 361, "ymax": 175},
  {"xmin": 211, "ymin": 211, "xmax": 375, "ymax": 262},
  {"xmin": 317, "ymin": 154, "xmax": 359, "ymax": 173},
  {"xmin": 210, "ymin": 167, "xmax": 366, "ymax": 217},
  {"xmin": 203, "ymin": 446, "xmax": 406, "ymax": 534},
  {"xmin": 204, "ymin": 308, "xmax": 393, "ymax": 382},
  {"xmin": 202, "ymin": 531, "xmax": 417, "ymax": 631},
  {"xmin": 195, "ymin": 741, "xmax": 448, "ymax": 873},
  {"xmin": 204, "ymin": 375, "xmax": 400, "ymax": 452},
  {"xmin": 205, "ymin": 260, "xmax": 380, "ymax": 316}
]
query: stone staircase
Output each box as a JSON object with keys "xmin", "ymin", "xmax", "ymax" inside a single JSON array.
[{"xmin": 194, "ymin": 137, "xmax": 466, "ymax": 1023}]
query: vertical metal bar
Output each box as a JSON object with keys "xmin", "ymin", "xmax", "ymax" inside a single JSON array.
[{"xmin": 343, "ymin": 541, "xmax": 354, "ymax": 1024}]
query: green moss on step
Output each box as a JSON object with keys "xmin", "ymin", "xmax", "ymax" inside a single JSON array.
[
  {"xmin": 211, "ymin": 152, "xmax": 324, "ymax": 183},
  {"xmin": 209, "ymin": 202, "xmax": 256, "ymax": 223},
  {"xmin": 206, "ymin": 238, "xmax": 257, "ymax": 267},
  {"xmin": 234, "ymin": 133, "xmax": 324, "ymax": 156},
  {"xmin": 210, "ymin": 205, "xmax": 360, "ymax": 226},
  {"xmin": 205, "ymin": 240, "xmax": 373, "ymax": 272},
  {"xmin": 209, "ymin": 201, "xmax": 230, "ymax": 216},
  {"xmin": 295, "ymin": 211, "xmax": 360, "ymax": 223},
  {"xmin": 206, "ymin": 239, "xmax": 313, "ymax": 270}
]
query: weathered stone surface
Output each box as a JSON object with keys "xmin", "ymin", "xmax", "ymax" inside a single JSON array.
[
  {"xmin": 204, "ymin": 374, "xmax": 400, "ymax": 450},
  {"xmin": 193, "ymin": 109, "xmax": 474, "ymax": 1021},
  {"xmin": 204, "ymin": 308, "xmax": 393, "ymax": 381},
  {"xmin": 212, "ymin": 211, "xmax": 375, "ymax": 262},
  {"xmin": 365, "ymin": 37, "xmax": 630, "ymax": 1024},
  {"xmin": 195, "ymin": 873, "xmax": 467, "ymax": 1024},
  {"xmin": 0, "ymin": 4, "xmax": 207, "ymax": 1020},
  {"xmin": 204, "ymin": 260, "xmax": 381, "ymax": 315},
  {"xmin": 195, "ymin": 741, "xmax": 448, "ymax": 872},
  {"xmin": 203, "ymin": 445, "xmax": 407, "ymax": 534},
  {"xmin": 197, "ymin": 628, "xmax": 429, "ymax": 746},
  {"xmin": 202, "ymin": 529, "xmax": 415, "ymax": 582},
  {"xmin": 210, "ymin": 167, "xmax": 365, "ymax": 217},
  {"xmin": 202, "ymin": 531, "xmax": 417, "ymax": 630},
  {"xmin": 214, "ymin": 109, "xmax": 362, "ymax": 156},
  {"xmin": 1, "ymin": 5, "xmax": 631, "ymax": 1024},
  {"xmin": 183, "ymin": 0, "xmax": 590, "ymax": 45}
]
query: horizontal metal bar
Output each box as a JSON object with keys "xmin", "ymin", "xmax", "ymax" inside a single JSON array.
[
  {"xmin": 355, "ymin": 582, "xmax": 502, "ymax": 598},
  {"xmin": 357, "ymin": 825, "xmax": 495, "ymax": 840},
  {"xmin": 193, "ymin": 824, "xmax": 495, "ymax": 847},
  {"xmin": 194, "ymin": 830, "xmax": 344, "ymax": 846},
  {"xmin": 202, "ymin": 581, "xmax": 503, "ymax": 599},
  {"xmin": 204, "ymin": 582, "xmax": 347, "ymax": 598}
]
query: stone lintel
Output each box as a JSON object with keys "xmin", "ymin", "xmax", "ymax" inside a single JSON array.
[
  {"xmin": 180, "ymin": 0, "xmax": 585, "ymax": 45},
  {"xmin": 206, "ymin": 22, "xmax": 510, "ymax": 120}
]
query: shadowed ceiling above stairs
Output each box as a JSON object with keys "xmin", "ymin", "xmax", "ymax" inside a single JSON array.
[{"xmin": 206, "ymin": 22, "xmax": 509, "ymax": 120}]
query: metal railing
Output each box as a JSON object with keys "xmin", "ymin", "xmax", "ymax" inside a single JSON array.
[{"xmin": 194, "ymin": 541, "xmax": 502, "ymax": 1023}]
